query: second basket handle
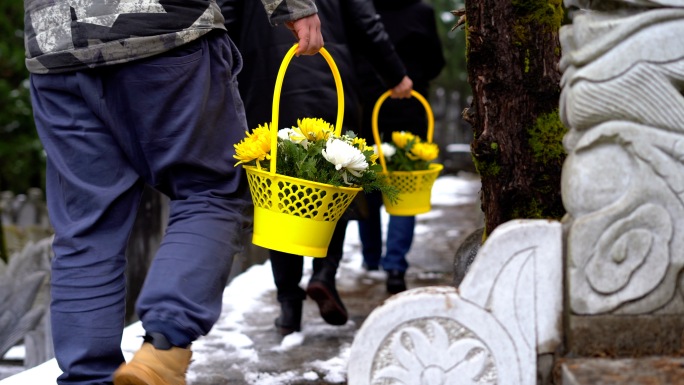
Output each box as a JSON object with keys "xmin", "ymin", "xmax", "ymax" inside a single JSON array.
[
  {"xmin": 268, "ymin": 44, "xmax": 345, "ymax": 176},
  {"xmin": 371, "ymin": 90, "xmax": 435, "ymax": 174}
]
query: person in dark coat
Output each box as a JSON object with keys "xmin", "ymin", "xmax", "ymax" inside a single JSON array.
[
  {"xmin": 221, "ymin": 0, "xmax": 413, "ymax": 335},
  {"xmin": 356, "ymin": 0, "xmax": 446, "ymax": 294}
]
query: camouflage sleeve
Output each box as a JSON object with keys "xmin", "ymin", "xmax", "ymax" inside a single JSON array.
[{"xmin": 260, "ymin": 0, "xmax": 318, "ymax": 26}]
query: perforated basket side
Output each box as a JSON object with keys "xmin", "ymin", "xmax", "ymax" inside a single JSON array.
[
  {"xmin": 387, "ymin": 164, "xmax": 443, "ymax": 194},
  {"xmin": 244, "ymin": 166, "xmax": 360, "ymax": 223},
  {"xmin": 246, "ymin": 169, "xmax": 273, "ymax": 210}
]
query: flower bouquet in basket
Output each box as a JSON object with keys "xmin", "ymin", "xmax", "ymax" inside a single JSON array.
[
  {"xmin": 372, "ymin": 90, "xmax": 444, "ymax": 216},
  {"xmin": 375, "ymin": 130, "xmax": 440, "ymax": 172},
  {"xmin": 234, "ymin": 117, "xmax": 397, "ymax": 198},
  {"xmin": 233, "ymin": 44, "xmax": 397, "ymax": 258},
  {"xmin": 234, "ymin": 118, "xmax": 397, "ymax": 258}
]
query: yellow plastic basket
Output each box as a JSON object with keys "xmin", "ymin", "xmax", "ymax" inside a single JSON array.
[
  {"xmin": 372, "ymin": 90, "xmax": 443, "ymax": 216},
  {"xmin": 243, "ymin": 44, "xmax": 361, "ymax": 258}
]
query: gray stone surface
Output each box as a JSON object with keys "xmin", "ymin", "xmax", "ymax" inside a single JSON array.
[
  {"xmin": 566, "ymin": 315, "xmax": 684, "ymax": 357},
  {"xmin": 562, "ymin": 357, "xmax": 684, "ymax": 385},
  {"xmin": 452, "ymin": 226, "xmax": 483, "ymax": 287}
]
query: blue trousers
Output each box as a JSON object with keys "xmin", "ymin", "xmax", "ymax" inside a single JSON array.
[
  {"xmin": 357, "ymin": 191, "xmax": 415, "ymax": 272},
  {"xmin": 30, "ymin": 32, "xmax": 250, "ymax": 385}
]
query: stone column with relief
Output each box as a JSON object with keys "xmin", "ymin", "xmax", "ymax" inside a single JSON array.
[{"xmin": 560, "ymin": 0, "xmax": 684, "ymax": 359}]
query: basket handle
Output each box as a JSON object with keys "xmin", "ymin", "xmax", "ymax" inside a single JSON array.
[
  {"xmin": 268, "ymin": 44, "xmax": 345, "ymax": 176},
  {"xmin": 371, "ymin": 90, "xmax": 434, "ymax": 173}
]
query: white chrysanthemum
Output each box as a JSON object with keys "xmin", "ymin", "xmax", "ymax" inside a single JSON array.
[
  {"xmin": 278, "ymin": 127, "xmax": 295, "ymax": 141},
  {"xmin": 373, "ymin": 142, "xmax": 396, "ymax": 160},
  {"xmin": 322, "ymin": 138, "xmax": 369, "ymax": 184},
  {"xmin": 278, "ymin": 127, "xmax": 308, "ymax": 147}
]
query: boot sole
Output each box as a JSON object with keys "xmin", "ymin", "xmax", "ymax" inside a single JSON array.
[{"xmin": 306, "ymin": 281, "xmax": 348, "ymax": 326}]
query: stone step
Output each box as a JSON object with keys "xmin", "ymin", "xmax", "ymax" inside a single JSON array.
[{"xmin": 562, "ymin": 357, "xmax": 684, "ymax": 385}]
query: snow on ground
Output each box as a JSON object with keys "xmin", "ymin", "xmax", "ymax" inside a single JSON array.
[{"xmin": 0, "ymin": 174, "xmax": 480, "ymax": 385}]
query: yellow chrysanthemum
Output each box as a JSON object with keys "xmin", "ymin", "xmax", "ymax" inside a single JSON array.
[
  {"xmin": 295, "ymin": 117, "xmax": 334, "ymax": 141},
  {"xmin": 408, "ymin": 142, "xmax": 439, "ymax": 161},
  {"xmin": 234, "ymin": 123, "xmax": 272, "ymax": 166},
  {"xmin": 352, "ymin": 136, "xmax": 368, "ymax": 150},
  {"xmin": 352, "ymin": 136, "xmax": 378, "ymax": 164},
  {"xmin": 369, "ymin": 152, "xmax": 379, "ymax": 164},
  {"xmin": 392, "ymin": 131, "xmax": 419, "ymax": 149}
]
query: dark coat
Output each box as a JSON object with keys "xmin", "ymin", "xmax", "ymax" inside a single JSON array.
[
  {"xmin": 357, "ymin": 0, "xmax": 446, "ymax": 141},
  {"xmin": 221, "ymin": 0, "xmax": 407, "ymax": 134}
]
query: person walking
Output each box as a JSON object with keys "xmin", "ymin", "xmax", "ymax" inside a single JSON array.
[
  {"xmin": 22, "ymin": 0, "xmax": 323, "ymax": 383},
  {"xmin": 221, "ymin": 0, "xmax": 413, "ymax": 335},
  {"xmin": 356, "ymin": 0, "xmax": 446, "ymax": 294}
]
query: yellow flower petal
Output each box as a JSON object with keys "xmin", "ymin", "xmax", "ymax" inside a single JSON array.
[
  {"xmin": 296, "ymin": 117, "xmax": 334, "ymax": 141},
  {"xmin": 392, "ymin": 131, "xmax": 418, "ymax": 149},
  {"xmin": 409, "ymin": 142, "xmax": 439, "ymax": 161},
  {"xmin": 233, "ymin": 123, "xmax": 272, "ymax": 166}
]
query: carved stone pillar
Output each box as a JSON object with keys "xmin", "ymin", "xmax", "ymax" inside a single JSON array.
[{"xmin": 560, "ymin": 0, "xmax": 684, "ymax": 357}]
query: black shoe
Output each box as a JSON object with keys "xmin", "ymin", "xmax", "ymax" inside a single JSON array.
[
  {"xmin": 274, "ymin": 300, "xmax": 302, "ymax": 336},
  {"xmin": 362, "ymin": 263, "xmax": 379, "ymax": 271},
  {"xmin": 386, "ymin": 270, "xmax": 407, "ymax": 294},
  {"xmin": 306, "ymin": 280, "xmax": 348, "ymax": 326}
]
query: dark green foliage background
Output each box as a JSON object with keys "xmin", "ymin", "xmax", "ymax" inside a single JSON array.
[{"xmin": 1, "ymin": 0, "xmax": 44, "ymax": 193}]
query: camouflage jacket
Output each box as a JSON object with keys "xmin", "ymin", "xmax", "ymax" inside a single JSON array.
[{"xmin": 23, "ymin": 0, "xmax": 317, "ymax": 74}]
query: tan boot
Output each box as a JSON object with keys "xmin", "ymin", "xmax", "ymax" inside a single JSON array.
[{"xmin": 113, "ymin": 342, "xmax": 192, "ymax": 385}]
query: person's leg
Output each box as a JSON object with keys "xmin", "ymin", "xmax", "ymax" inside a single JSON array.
[
  {"xmin": 306, "ymin": 217, "xmax": 349, "ymax": 325},
  {"xmin": 30, "ymin": 71, "xmax": 142, "ymax": 385},
  {"xmin": 115, "ymin": 32, "xmax": 251, "ymax": 348},
  {"xmin": 357, "ymin": 191, "xmax": 383, "ymax": 270},
  {"xmin": 382, "ymin": 215, "xmax": 415, "ymax": 293},
  {"xmin": 269, "ymin": 250, "xmax": 305, "ymax": 335},
  {"xmin": 101, "ymin": 32, "xmax": 251, "ymax": 384}
]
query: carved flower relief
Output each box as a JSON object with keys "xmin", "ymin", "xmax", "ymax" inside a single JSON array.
[{"xmin": 370, "ymin": 318, "xmax": 496, "ymax": 385}]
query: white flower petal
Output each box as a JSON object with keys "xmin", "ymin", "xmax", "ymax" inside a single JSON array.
[
  {"xmin": 373, "ymin": 142, "xmax": 396, "ymax": 160},
  {"xmin": 322, "ymin": 138, "xmax": 368, "ymax": 175},
  {"xmin": 278, "ymin": 128, "xmax": 294, "ymax": 141}
]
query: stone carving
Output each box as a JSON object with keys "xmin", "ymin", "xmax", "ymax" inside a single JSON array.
[
  {"xmin": 1, "ymin": 189, "xmax": 52, "ymax": 258},
  {"xmin": 371, "ymin": 317, "xmax": 494, "ymax": 385},
  {"xmin": 0, "ymin": 238, "xmax": 52, "ymax": 363},
  {"xmin": 560, "ymin": 0, "xmax": 684, "ymax": 314},
  {"xmin": 348, "ymin": 220, "xmax": 562, "ymax": 385}
]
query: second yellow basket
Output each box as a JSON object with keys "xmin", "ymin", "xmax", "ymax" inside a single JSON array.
[{"xmin": 371, "ymin": 90, "xmax": 443, "ymax": 216}]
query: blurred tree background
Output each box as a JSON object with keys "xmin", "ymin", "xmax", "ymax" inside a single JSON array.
[
  {"xmin": 1, "ymin": 0, "xmax": 44, "ymax": 194},
  {"xmin": 430, "ymin": 0, "xmax": 470, "ymax": 102},
  {"xmin": 0, "ymin": 0, "xmax": 469, "ymax": 195}
]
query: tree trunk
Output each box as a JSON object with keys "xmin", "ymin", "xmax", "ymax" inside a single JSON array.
[{"xmin": 464, "ymin": 0, "xmax": 566, "ymax": 235}]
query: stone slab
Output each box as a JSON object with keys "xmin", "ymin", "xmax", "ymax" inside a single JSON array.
[
  {"xmin": 562, "ymin": 357, "xmax": 684, "ymax": 385},
  {"xmin": 567, "ymin": 315, "xmax": 684, "ymax": 357}
]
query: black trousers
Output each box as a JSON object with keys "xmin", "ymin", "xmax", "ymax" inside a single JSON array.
[{"xmin": 270, "ymin": 218, "xmax": 349, "ymax": 303}]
